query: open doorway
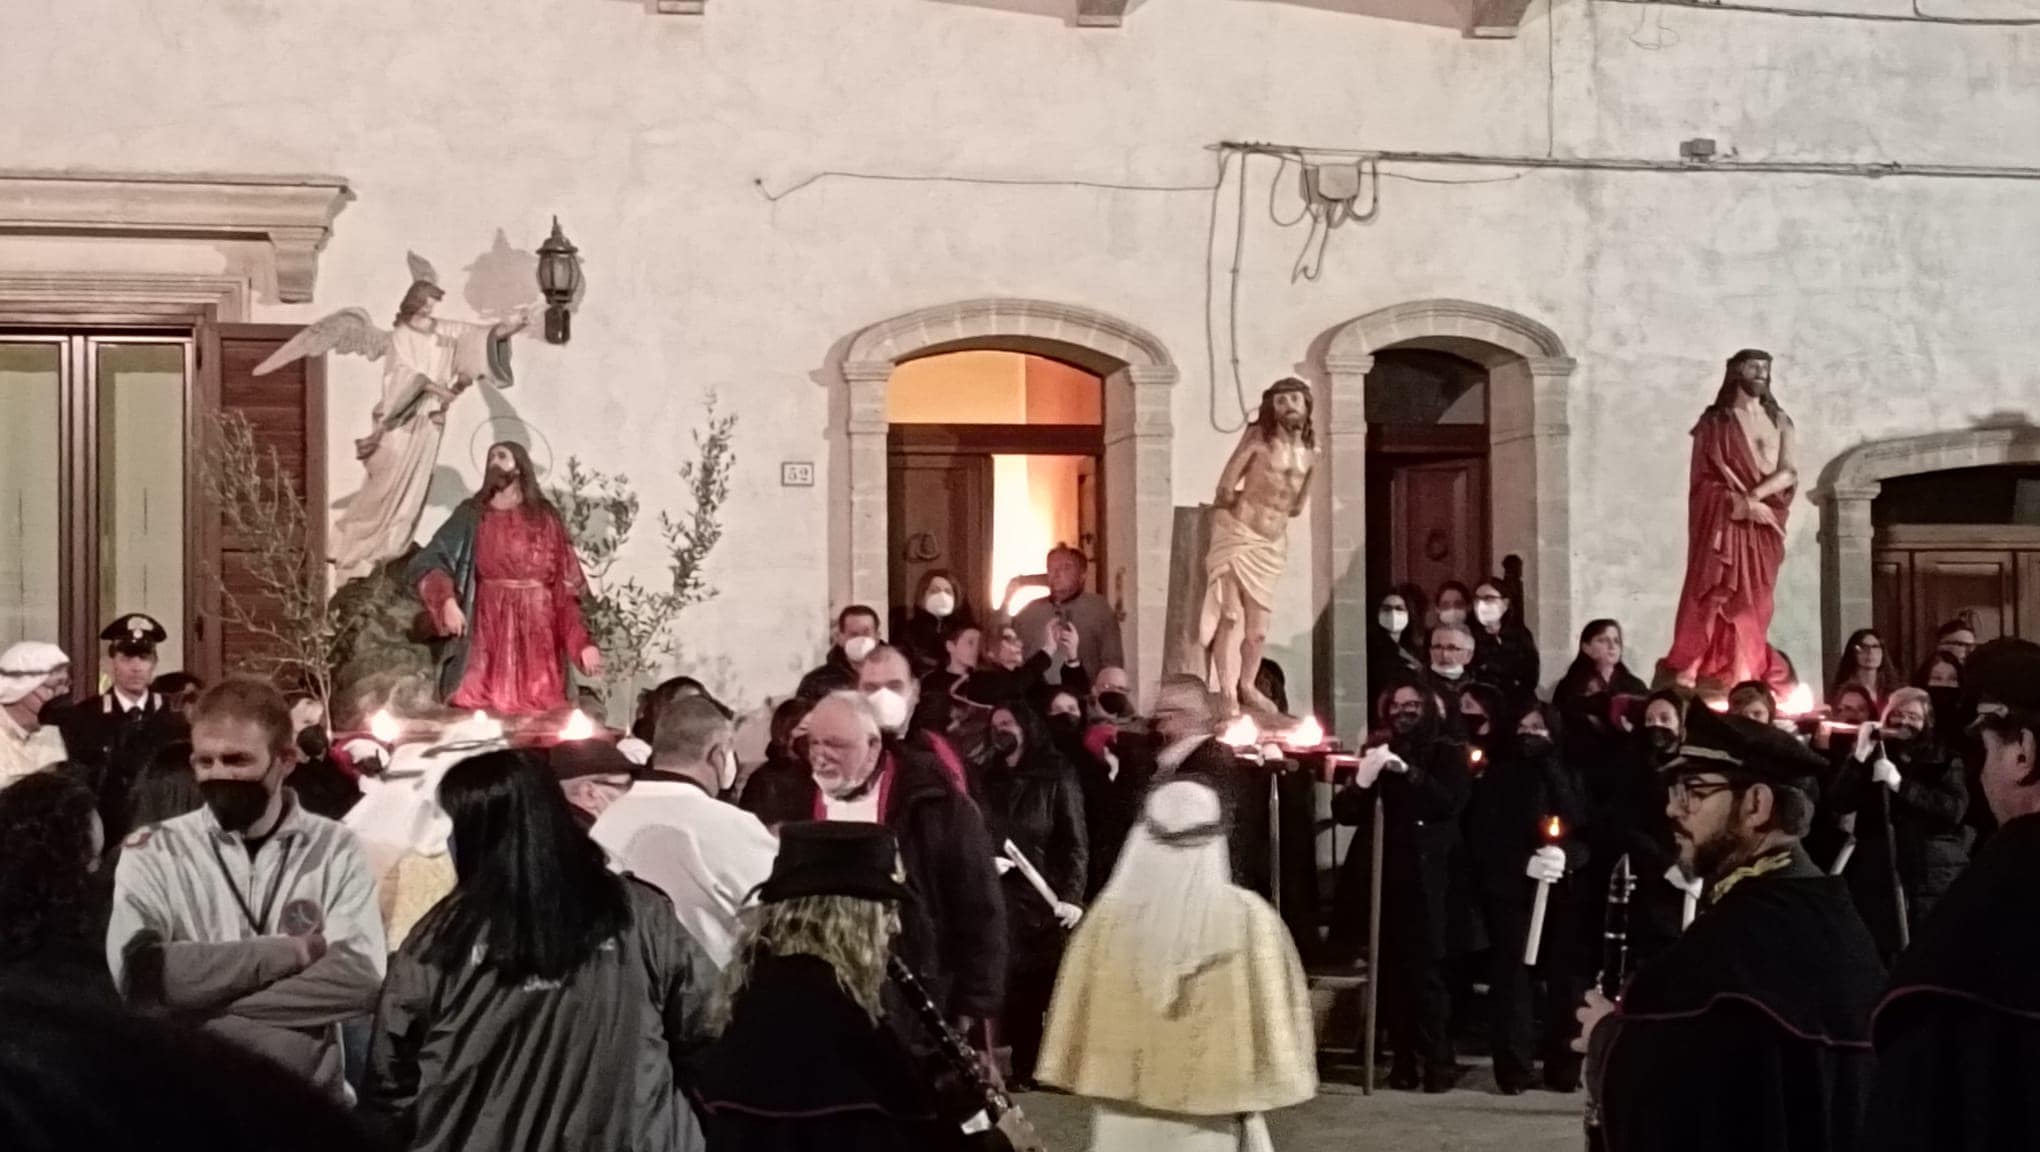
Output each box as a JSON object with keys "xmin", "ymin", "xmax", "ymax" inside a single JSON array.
[
  {"xmin": 885, "ymin": 350, "xmax": 1103, "ymax": 631},
  {"xmin": 1869, "ymin": 463, "xmax": 2040, "ymax": 673},
  {"xmin": 1363, "ymin": 347, "xmax": 1491, "ymax": 609}
]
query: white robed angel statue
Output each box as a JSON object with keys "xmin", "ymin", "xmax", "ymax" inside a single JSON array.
[{"xmin": 256, "ymin": 253, "xmax": 535, "ymax": 582}]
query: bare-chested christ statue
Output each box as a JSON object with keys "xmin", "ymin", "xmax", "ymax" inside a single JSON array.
[
  {"xmin": 1200, "ymin": 378, "xmax": 1317, "ymax": 716},
  {"xmin": 1661, "ymin": 349, "xmax": 1799, "ymax": 691}
]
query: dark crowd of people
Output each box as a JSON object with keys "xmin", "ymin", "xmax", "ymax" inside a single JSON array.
[{"xmin": 6, "ymin": 555, "xmax": 2040, "ymax": 1152}]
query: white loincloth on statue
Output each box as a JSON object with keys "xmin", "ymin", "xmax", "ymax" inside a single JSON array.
[
  {"xmin": 1089, "ymin": 1104, "xmax": 1275, "ymax": 1152},
  {"xmin": 1197, "ymin": 506, "xmax": 1287, "ymax": 648}
]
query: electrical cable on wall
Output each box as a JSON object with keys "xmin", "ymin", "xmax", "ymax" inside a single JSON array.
[{"xmin": 1597, "ymin": 0, "xmax": 2040, "ymax": 26}]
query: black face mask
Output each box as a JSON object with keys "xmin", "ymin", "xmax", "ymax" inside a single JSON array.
[
  {"xmin": 1097, "ymin": 691, "xmax": 1131, "ymax": 718},
  {"xmin": 36, "ymin": 695, "xmax": 68, "ymax": 727},
  {"xmin": 1047, "ymin": 714, "xmax": 1083, "ymax": 742},
  {"xmin": 1519, "ymin": 734, "xmax": 1555, "ymax": 759},
  {"xmin": 1389, "ymin": 712, "xmax": 1423, "ymax": 737},
  {"xmin": 1646, "ymin": 727, "xmax": 1680, "ymax": 756},
  {"xmin": 1926, "ymin": 687, "xmax": 1962, "ymax": 722},
  {"xmin": 989, "ymin": 730, "xmax": 1021, "ymax": 760},
  {"xmin": 200, "ymin": 780, "xmax": 273, "ymax": 834},
  {"xmin": 296, "ymin": 726, "xmax": 330, "ymax": 760}
]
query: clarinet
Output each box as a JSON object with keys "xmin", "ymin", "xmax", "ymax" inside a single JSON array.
[
  {"xmin": 1583, "ymin": 854, "xmax": 1636, "ymax": 1152},
  {"xmin": 887, "ymin": 957, "xmax": 1045, "ymax": 1152}
]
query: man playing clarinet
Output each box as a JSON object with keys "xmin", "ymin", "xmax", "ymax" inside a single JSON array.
[{"xmin": 1575, "ymin": 708, "xmax": 1883, "ymax": 1152}]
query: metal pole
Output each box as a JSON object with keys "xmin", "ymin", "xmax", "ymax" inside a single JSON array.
[
  {"xmin": 1269, "ymin": 760, "xmax": 1284, "ymax": 917},
  {"xmin": 1363, "ymin": 787, "xmax": 1385, "ymax": 1095},
  {"xmin": 1880, "ymin": 784, "xmax": 1910, "ymax": 950}
]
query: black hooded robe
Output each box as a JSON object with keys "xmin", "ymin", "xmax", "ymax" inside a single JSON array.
[
  {"xmin": 1598, "ymin": 847, "xmax": 1883, "ymax": 1152},
  {"xmin": 1861, "ymin": 812, "xmax": 2040, "ymax": 1152}
]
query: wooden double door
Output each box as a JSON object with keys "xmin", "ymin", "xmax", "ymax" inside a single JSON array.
[
  {"xmin": 1365, "ymin": 425, "xmax": 1490, "ymax": 601},
  {"xmin": 887, "ymin": 424, "xmax": 1101, "ymax": 619},
  {"xmin": 1873, "ymin": 524, "xmax": 2040, "ymax": 674}
]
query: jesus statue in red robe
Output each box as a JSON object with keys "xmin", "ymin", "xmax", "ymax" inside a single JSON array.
[
  {"xmin": 1660, "ymin": 350, "xmax": 1798, "ymax": 693},
  {"xmin": 408, "ymin": 441, "xmax": 603, "ymax": 715}
]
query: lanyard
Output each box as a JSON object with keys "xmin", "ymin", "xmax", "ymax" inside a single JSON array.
[{"xmin": 209, "ymin": 835, "xmax": 299, "ymax": 935}]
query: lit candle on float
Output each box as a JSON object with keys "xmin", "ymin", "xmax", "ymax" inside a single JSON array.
[
  {"xmin": 1282, "ymin": 715, "xmax": 1326, "ymax": 751},
  {"xmin": 369, "ymin": 708, "xmax": 401, "ymax": 745},
  {"xmin": 559, "ymin": 709, "xmax": 597, "ymax": 741},
  {"xmin": 1219, "ymin": 714, "xmax": 1260, "ymax": 749},
  {"xmin": 1524, "ymin": 815, "xmax": 1564, "ymax": 966},
  {"xmin": 1778, "ymin": 683, "xmax": 1817, "ymax": 718}
]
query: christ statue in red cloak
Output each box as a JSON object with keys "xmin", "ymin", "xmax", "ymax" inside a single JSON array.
[
  {"xmin": 408, "ymin": 441, "xmax": 604, "ymax": 715},
  {"xmin": 1660, "ymin": 350, "xmax": 1798, "ymax": 692}
]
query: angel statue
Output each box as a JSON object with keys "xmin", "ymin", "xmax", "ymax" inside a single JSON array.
[{"xmin": 256, "ymin": 252, "xmax": 536, "ymax": 582}]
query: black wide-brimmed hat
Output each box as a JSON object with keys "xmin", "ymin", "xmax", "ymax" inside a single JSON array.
[{"xmin": 757, "ymin": 821, "xmax": 913, "ymax": 906}]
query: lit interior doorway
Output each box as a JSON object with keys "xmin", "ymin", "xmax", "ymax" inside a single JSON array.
[
  {"xmin": 886, "ymin": 350, "xmax": 1103, "ymax": 630},
  {"xmin": 0, "ymin": 331, "xmax": 193, "ymax": 672},
  {"xmin": 1363, "ymin": 347, "xmax": 1492, "ymax": 609}
]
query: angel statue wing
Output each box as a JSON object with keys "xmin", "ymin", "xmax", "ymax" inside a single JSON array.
[
  {"xmin": 406, "ymin": 251, "xmax": 439, "ymax": 285},
  {"xmin": 252, "ymin": 307, "xmax": 391, "ymax": 376}
]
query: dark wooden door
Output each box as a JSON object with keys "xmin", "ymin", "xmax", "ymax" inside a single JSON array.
[
  {"xmin": 1389, "ymin": 456, "xmax": 1489, "ymax": 597},
  {"xmin": 194, "ymin": 323, "xmax": 324, "ymax": 685},
  {"xmin": 888, "ymin": 452, "xmax": 992, "ymax": 616}
]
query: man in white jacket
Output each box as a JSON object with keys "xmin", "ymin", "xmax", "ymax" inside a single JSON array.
[
  {"xmin": 108, "ymin": 679, "xmax": 385, "ymax": 1101},
  {"xmin": 591, "ymin": 694, "xmax": 777, "ymax": 967}
]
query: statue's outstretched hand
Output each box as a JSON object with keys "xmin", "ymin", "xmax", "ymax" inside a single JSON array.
[
  {"xmin": 444, "ymin": 603, "xmax": 467, "ymax": 637},
  {"xmin": 581, "ymin": 646, "xmax": 605, "ymax": 678},
  {"xmin": 1745, "ymin": 497, "xmax": 1782, "ymax": 533}
]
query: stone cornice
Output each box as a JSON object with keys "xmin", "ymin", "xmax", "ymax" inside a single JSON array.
[{"xmin": 0, "ymin": 170, "xmax": 353, "ymax": 303}]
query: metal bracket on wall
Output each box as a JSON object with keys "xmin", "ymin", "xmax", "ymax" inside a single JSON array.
[{"xmin": 644, "ymin": 0, "xmax": 705, "ymax": 13}]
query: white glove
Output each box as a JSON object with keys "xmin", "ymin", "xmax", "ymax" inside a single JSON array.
[
  {"xmin": 1525, "ymin": 845, "xmax": 1567, "ymax": 883},
  {"xmin": 1354, "ymin": 746, "xmax": 1391, "ymax": 788},
  {"xmin": 1664, "ymin": 864, "xmax": 1704, "ymax": 900},
  {"xmin": 994, "ymin": 856, "xmax": 1016, "ymax": 876},
  {"xmin": 1872, "ymin": 757, "xmax": 1902, "ymax": 792},
  {"xmin": 1852, "ymin": 722, "xmax": 1881, "ymax": 764},
  {"xmin": 1101, "ymin": 746, "xmax": 1121, "ymax": 783},
  {"xmin": 1053, "ymin": 901, "xmax": 1084, "ymax": 929}
]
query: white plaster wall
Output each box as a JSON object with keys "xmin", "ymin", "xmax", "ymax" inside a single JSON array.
[{"xmin": 7, "ymin": 0, "xmax": 2040, "ymax": 711}]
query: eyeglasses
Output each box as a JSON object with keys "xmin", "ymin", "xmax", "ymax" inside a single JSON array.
[
  {"xmin": 1430, "ymin": 643, "xmax": 1473, "ymax": 656},
  {"xmin": 1668, "ymin": 776, "xmax": 1742, "ymax": 809}
]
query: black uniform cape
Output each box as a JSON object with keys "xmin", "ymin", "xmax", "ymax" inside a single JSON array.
[
  {"xmin": 1599, "ymin": 847, "xmax": 1883, "ymax": 1152},
  {"xmin": 1862, "ymin": 812, "xmax": 2040, "ymax": 1151}
]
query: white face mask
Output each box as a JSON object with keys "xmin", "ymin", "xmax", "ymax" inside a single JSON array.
[
  {"xmin": 716, "ymin": 745, "xmax": 739, "ymax": 792},
  {"xmin": 924, "ymin": 591, "xmax": 956, "ymax": 619},
  {"xmin": 844, "ymin": 635, "xmax": 878, "ymax": 664},
  {"xmin": 1431, "ymin": 663, "xmax": 1466, "ymax": 680},
  {"xmin": 1437, "ymin": 608, "xmax": 1467, "ymax": 626},
  {"xmin": 1378, "ymin": 609, "xmax": 1409, "ymax": 635},
  {"xmin": 1474, "ymin": 601, "xmax": 1504, "ymax": 628},
  {"xmin": 867, "ymin": 687, "xmax": 912, "ymax": 733}
]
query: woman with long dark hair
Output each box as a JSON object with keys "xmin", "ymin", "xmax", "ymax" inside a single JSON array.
[
  {"xmin": 1832, "ymin": 629, "xmax": 1898, "ymax": 707},
  {"xmin": 0, "ymin": 771, "xmax": 112, "ymax": 1003},
  {"xmin": 364, "ymin": 749, "xmax": 719, "ymax": 1152},
  {"xmin": 1552, "ymin": 620, "xmax": 1648, "ymax": 790},
  {"xmin": 1370, "ymin": 588, "xmax": 1425, "ymax": 696}
]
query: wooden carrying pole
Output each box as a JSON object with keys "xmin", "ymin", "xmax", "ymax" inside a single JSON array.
[{"xmin": 1364, "ymin": 789, "xmax": 1385, "ymax": 1094}]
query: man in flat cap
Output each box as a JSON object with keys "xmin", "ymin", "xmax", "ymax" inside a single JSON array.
[
  {"xmin": 0, "ymin": 641, "xmax": 72, "ymax": 791},
  {"xmin": 60, "ymin": 613, "xmax": 180, "ymax": 839},
  {"xmin": 1861, "ymin": 638, "xmax": 2040, "ymax": 1151},
  {"xmin": 1576, "ymin": 708, "xmax": 1882, "ymax": 1152}
]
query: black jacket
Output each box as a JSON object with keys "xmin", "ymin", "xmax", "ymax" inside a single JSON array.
[
  {"xmin": 699, "ymin": 953, "xmax": 949, "ymax": 1152},
  {"xmin": 1472, "ymin": 624, "xmax": 1541, "ymax": 710},
  {"xmin": 892, "ymin": 608, "xmax": 976, "ymax": 680},
  {"xmin": 795, "ymin": 649, "xmax": 859, "ymax": 701},
  {"xmin": 1582, "ymin": 734, "xmax": 1685, "ymax": 970},
  {"xmin": 1553, "ymin": 663, "xmax": 1648, "ymax": 784},
  {"xmin": 1598, "ymin": 846, "xmax": 1882, "ymax": 1152},
  {"xmin": 972, "ymin": 719, "xmax": 1088, "ymax": 962},
  {"xmin": 1828, "ymin": 737, "xmax": 1972, "ymax": 955},
  {"xmin": 1469, "ymin": 739, "xmax": 1589, "ymax": 899},
  {"xmin": 363, "ymin": 880, "xmax": 719, "ymax": 1152},
  {"xmin": 1865, "ymin": 813, "xmax": 2040, "ymax": 1152},
  {"xmin": 1335, "ymin": 724, "xmax": 1473, "ymax": 960},
  {"xmin": 882, "ymin": 738, "xmax": 1008, "ymax": 1023}
]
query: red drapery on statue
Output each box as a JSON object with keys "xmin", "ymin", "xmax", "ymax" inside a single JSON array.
[
  {"xmin": 419, "ymin": 506, "xmax": 592, "ymax": 716},
  {"xmin": 1663, "ymin": 412, "xmax": 1791, "ymax": 687}
]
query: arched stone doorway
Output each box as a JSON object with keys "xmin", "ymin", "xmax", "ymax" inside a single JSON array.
[
  {"xmin": 1815, "ymin": 426, "xmax": 2040, "ymax": 677},
  {"xmin": 1320, "ymin": 299, "xmax": 1576, "ymax": 739},
  {"xmin": 838, "ymin": 299, "xmax": 1178, "ymax": 687}
]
